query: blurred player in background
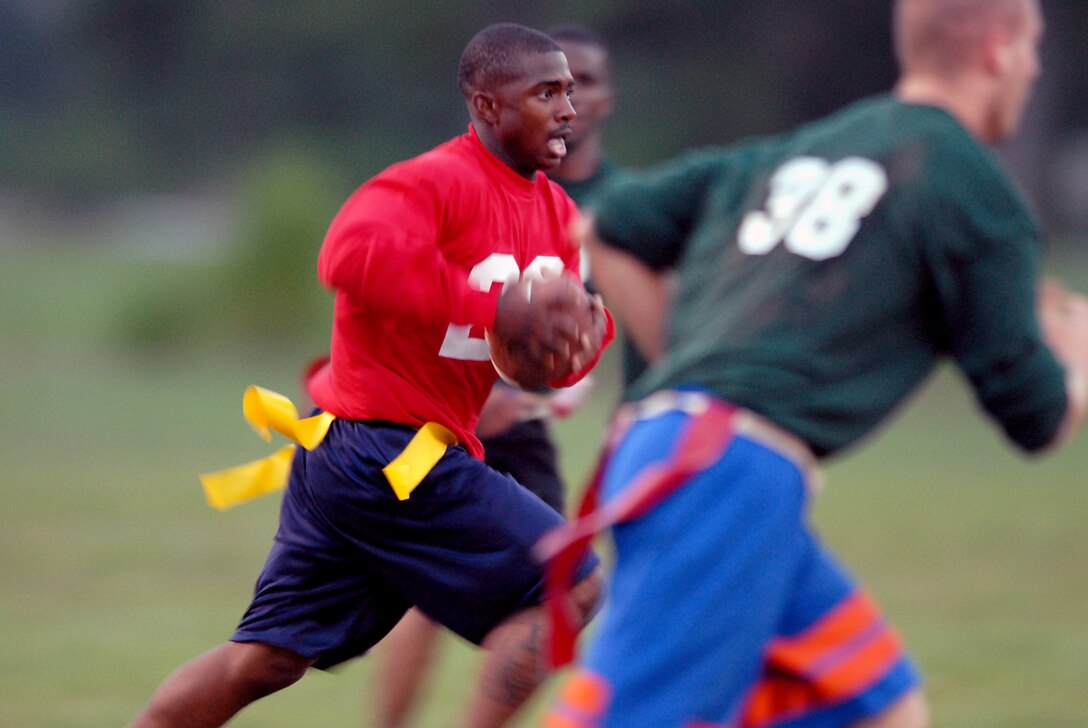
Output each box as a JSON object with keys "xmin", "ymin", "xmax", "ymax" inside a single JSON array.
[
  {"xmin": 546, "ymin": 26, "xmax": 621, "ymax": 207},
  {"xmin": 372, "ymin": 25, "xmax": 619, "ymax": 728},
  {"xmin": 127, "ymin": 23, "xmax": 611, "ymax": 728},
  {"xmin": 545, "ymin": 25, "xmax": 650, "ymax": 393},
  {"xmin": 541, "ymin": 0, "xmax": 1088, "ymax": 726}
]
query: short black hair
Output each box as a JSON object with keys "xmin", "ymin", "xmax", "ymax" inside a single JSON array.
[
  {"xmin": 547, "ymin": 25, "xmax": 607, "ymax": 50},
  {"xmin": 458, "ymin": 23, "xmax": 560, "ymax": 99}
]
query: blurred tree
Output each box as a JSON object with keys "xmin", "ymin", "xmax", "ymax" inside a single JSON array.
[
  {"xmin": 1, "ymin": 0, "xmax": 1084, "ymax": 236},
  {"xmin": 223, "ymin": 139, "xmax": 339, "ymax": 349},
  {"xmin": 113, "ymin": 139, "xmax": 340, "ymax": 355}
]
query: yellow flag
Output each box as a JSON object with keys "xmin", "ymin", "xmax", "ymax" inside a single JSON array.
[
  {"xmin": 383, "ymin": 422, "xmax": 458, "ymax": 501},
  {"xmin": 242, "ymin": 385, "xmax": 335, "ymax": 450},
  {"xmin": 200, "ymin": 385, "xmax": 457, "ymax": 509},
  {"xmin": 200, "ymin": 444, "xmax": 297, "ymax": 511},
  {"xmin": 199, "ymin": 385, "xmax": 334, "ymax": 510}
]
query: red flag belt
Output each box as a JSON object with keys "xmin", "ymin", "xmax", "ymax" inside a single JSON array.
[{"xmin": 535, "ymin": 393, "xmax": 739, "ymax": 668}]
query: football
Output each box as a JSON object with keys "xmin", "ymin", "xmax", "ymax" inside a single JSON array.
[{"xmin": 487, "ymin": 274, "xmax": 603, "ymax": 389}]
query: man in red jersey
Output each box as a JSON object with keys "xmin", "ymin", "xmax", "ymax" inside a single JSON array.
[
  {"xmin": 371, "ymin": 25, "xmax": 621, "ymax": 728},
  {"xmin": 129, "ymin": 23, "xmax": 610, "ymax": 728}
]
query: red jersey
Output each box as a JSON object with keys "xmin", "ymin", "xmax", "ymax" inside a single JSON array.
[{"xmin": 310, "ymin": 125, "xmax": 604, "ymax": 458}]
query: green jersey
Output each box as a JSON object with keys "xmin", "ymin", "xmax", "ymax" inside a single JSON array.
[
  {"xmin": 556, "ymin": 157, "xmax": 624, "ymax": 209},
  {"xmin": 593, "ymin": 95, "xmax": 1067, "ymax": 457}
]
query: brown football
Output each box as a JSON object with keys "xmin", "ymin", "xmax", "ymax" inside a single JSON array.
[{"xmin": 487, "ymin": 276, "xmax": 600, "ymax": 389}]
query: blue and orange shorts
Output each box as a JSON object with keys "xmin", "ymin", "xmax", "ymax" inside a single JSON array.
[
  {"xmin": 543, "ymin": 393, "xmax": 918, "ymax": 727},
  {"xmin": 231, "ymin": 417, "xmax": 599, "ymax": 670}
]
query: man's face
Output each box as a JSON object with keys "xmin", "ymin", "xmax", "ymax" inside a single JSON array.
[
  {"xmin": 556, "ymin": 40, "xmax": 614, "ymax": 149},
  {"xmin": 491, "ymin": 50, "xmax": 576, "ymax": 177},
  {"xmin": 989, "ymin": 0, "xmax": 1043, "ymax": 141}
]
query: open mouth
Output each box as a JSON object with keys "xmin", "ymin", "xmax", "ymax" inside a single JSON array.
[{"xmin": 547, "ymin": 127, "xmax": 572, "ymax": 158}]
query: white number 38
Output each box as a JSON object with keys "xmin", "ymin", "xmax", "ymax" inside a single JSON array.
[{"xmin": 738, "ymin": 156, "xmax": 888, "ymax": 261}]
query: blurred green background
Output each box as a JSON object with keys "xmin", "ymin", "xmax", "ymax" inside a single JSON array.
[{"xmin": 2, "ymin": 1, "xmax": 1087, "ymax": 726}]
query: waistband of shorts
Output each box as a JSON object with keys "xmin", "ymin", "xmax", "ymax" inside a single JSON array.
[{"xmin": 622, "ymin": 390, "xmax": 824, "ymax": 494}]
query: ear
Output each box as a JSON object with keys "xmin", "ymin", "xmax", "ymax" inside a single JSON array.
[
  {"xmin": 600, "ymin": 88, "xmax": 617, "ymax": 119},
  {"xmin": 981, "ymin": 29, "xmax": 1015, "ymax": 76},
  {"xmin": 471, "ymin": 91, "xmax": 500, "ymax": 125}
]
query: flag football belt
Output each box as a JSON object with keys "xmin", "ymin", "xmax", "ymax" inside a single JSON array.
[
  {"xmin": 199, "ymin": 386, "xmax": 457, "ymax": 510},
  {"xmin": 534, "ymin": 390, "xmax": 821, "ymax": 668}
]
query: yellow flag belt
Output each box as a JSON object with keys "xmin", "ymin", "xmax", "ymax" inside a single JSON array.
[{"xmin": 199, "ymin": 386, "xmax": 456, "ymax": 510}]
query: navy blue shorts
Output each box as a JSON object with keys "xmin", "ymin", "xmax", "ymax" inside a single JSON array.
[{"xmin": 232, "ymin": 418, "xmax": 599, "ymax": 669}]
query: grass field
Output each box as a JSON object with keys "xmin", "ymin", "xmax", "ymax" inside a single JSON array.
[{"xmin": 2, "ymin": 243, "xmax": 1087, "ymax": 727}]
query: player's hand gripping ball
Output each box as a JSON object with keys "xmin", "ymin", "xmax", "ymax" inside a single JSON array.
[{"xmin": 487, "ymin": 273, "xmax": 606, "ymax": 390}]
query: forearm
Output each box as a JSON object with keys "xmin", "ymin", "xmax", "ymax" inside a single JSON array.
[
  {"xmin": 585, "ymin": 232, "xmax": 669, "ymax": 364},
  {"xmin": 319, "ymin": 178, "xmax": 499, "ymax": 330},
  {"xmin": 1037, "ymin": 279, "xmax": 1088, "ymax": 448},
  {"xmin": 1052, "ymin": 371, "xmax": 1088, "ymax": 447},
  {"xmin": 322, "ymin": 226, "xmax": 498, "ymax": 330}
]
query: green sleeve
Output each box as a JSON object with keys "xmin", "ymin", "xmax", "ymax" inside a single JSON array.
[
  {"xmin": 919, "ymin": 146, "xmax": 1067, "ymax": 451},
  {"xmin": 592, "ymin": 149, "xmax": 729, "ymax": 271}
]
